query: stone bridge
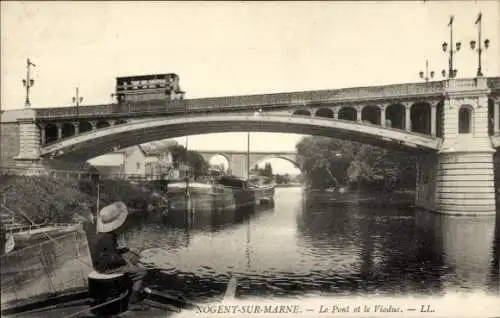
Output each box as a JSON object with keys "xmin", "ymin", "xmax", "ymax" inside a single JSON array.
[
  {"xmin": 198, "ymin": 150, "xmax": 299, "ymax": 179},
  {"xmin": 0, "ymin": 76, "xmax": 499, "ymax": 216}
]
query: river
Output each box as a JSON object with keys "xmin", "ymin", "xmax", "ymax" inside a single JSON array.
[{"xmin": 119, "ymin": 187, "xmax": 499, "ymax": 302}]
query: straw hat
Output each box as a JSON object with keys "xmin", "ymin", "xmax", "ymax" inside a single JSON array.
[{"xmin": 96, "ymin": 201, "xmax": 129, "ymax": 233}]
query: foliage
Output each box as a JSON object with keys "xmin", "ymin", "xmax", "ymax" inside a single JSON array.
[
  {"xmin": 1, "ymin": 176, "xmax": 94, "ymax": 224},
  {"xmin": 296, "ymin": 136, "xmax": 416, "ymax": 191},
  {"xmin": 263, "ymin": 163, "xmax": 273, "ymax": 178},
  {"xmin": 0, "ymin": 170, "xmax": 160, "ymax": 225},
  {"xmin": 275, "ymin": 174, "xmax": 291, "ymax": 184},
  {"xmin": 253, "ymin": 163, "xmax": 273, "ymax": 178},
  {"xmin": 168, "ymin": 144, "xmax": 209, "ymax": 177}
]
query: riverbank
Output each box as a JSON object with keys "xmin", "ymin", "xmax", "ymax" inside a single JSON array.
[{"xmin": 0, "ymin": 175, "xmax": 163, "ymax": 225}]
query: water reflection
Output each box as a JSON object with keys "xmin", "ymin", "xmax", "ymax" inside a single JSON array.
[
  {"xmin": 115, "ymin": 187, "xmax": 498, "ymax": 302},
  {"xmin": 416, "ymin": 211, "xmax": 497, "ymax": 293}
]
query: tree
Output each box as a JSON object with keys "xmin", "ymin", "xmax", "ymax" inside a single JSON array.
[
  {"xmin": 186, "ymin": 150, "xmax": 209, "ymax": 178},
  {"xmin": 296, "ymin": 136, "xmax": 360, "ymax": 189},
  {"xmin": 296, "ymin": 136, "xmax": 416, "ymax": 191},
  {"xmin": 167, "ymin": 145, "xmax": 210, "ymax": 177},
  {"xmin": 264, "ymin": 163, "xmax": 273, "ymax": 178}
]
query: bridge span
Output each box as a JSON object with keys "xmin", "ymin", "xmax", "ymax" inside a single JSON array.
[{"xmin": 0, "ymin": 77, "xmax": 499, "ymax": 216}]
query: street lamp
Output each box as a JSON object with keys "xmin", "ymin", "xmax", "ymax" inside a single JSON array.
[
  {"xmin": 470, "ymin": 12, "xmax": 490, "ymax": 77},
  {"xmin": 22, "ymin": 59, "xmax": 36, "ymax": 107},
  {"xmin": 441, "ymin": 16, "xmax": 461, "ymax": 79},
  {"xmin": 72, "ymin": 87, "xmax": 84, "ymax": 116},
  {"xmin": 419, "ymin": 60, "xmax": 436, "ymax": 82}
]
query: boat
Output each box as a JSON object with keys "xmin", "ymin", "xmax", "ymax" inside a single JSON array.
[
  {"xmin": 6, "ymin": 223, "xmax": 81, "ymax": 252},
  {"xmin": 162, "ymin": 176, "xmax": 262, "ymax": 216},
  {"xmin": 0, "ymin": 224, "xmax": 236, "ymax": 318},
  {"xmin": 248, "ymin": 177, "xmax": 275, "ymax": 205},
  {"xmin": 215, "ymin": 176, "xmax": 257, "ymax": 208},
  {"xmin": 1, "ymin": 225, "xmax": 203, "ymax": 318},
  {"xmin": 163, "ymin": 180, "xmax": 235, "ymax": 214}
]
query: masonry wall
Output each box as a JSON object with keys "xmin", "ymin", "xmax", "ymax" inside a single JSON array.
[
  {"xmin": 415, "ymin": 153, "xmax": 438, "ymax": 211},
  {"xmin": 0, "ymin": 121, "xmax": 20, "ymax": 170}
]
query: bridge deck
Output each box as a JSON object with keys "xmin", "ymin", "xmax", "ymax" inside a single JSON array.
[
  {"xmin": 33, "ymin": 81, "xmax": 449, "ymax": 119},
  {"xmin": 31, "ymin": 77, "xmax": 500, "ymax": 120}
]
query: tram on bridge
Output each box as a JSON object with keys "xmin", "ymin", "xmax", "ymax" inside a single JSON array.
[{"xmin": 114, "ymin": 73, "xmax": 185, "ymax": 103}]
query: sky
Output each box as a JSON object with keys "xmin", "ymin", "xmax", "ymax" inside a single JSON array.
[{"xmin": 2, "ymin": 1, "xmax": 499, "ymax": 174}]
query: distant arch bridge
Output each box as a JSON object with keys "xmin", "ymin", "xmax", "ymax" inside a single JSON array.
[{"xmin": 198, "ymin": 150, "xmax": 300, "ymax": 179}]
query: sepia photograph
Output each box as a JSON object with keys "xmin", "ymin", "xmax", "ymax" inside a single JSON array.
[{"xmin": 0, "ymin": 1, "xmax": 499, "ymax": 317}]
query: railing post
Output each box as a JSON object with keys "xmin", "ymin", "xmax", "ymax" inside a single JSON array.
[
  {"xmin": 404, "ymin": 102, "xmax": 412, "ymax": 131},
  {"xmin": 380, "ymin": 104, "xmax": 387, "ymax": 128}
]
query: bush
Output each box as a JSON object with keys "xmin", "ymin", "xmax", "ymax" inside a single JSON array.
[{"xmin": 0, "ymin": 176, "xmax": 156, "ymax": 224}]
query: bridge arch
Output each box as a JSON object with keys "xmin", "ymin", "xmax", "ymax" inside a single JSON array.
[
  {"xmin": 96, "ymin": 120, "xmax": 110, "ymax": 129},
  {"xmin": 338, "ymin": 106, "xmax": 357, "ymax": 121},
  {"xmin": 410, "ymin": 102, "xmax": 431, "ymax": 134},
  {"xmin": 250, "ymin": 155, "xmax": 301, "ymax": 171},
  {"xmin": 40, "ymin": 114, "xmax": 440, "ymax": 162},
  {"xmin": 115, "ymin": 119, "xmax": 128, "ymax": 125},
  {"xmin": 293, "ymin": 109, "xmax": 311, "ymax": 116},
  {"xmin": 79, "ymin": 121, "xmax": 93, "ymax": 134},
  {"xmin": 315, "ymin": 108, "xmax": 334, "ymax": 118},
  {"xmin": 61, "ymin": 122, "xmax": 75, "ymax": 139},
  {"xmin": 362, "ymin": 105, "xmax": 381, "ymax": 125},
  {"xmin": 45, "ymin": 123, "xmax": 58, "ymax": 144},
  {"xmin": 206, "ymin": 153, "xmax": 231, "ymax": 172},
  {"xmin": 385, "ymin": 103, "xmax": 405, "ymax": 129}
]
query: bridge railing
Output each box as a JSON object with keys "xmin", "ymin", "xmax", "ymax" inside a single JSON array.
[{"xmin": 33, "ymin": 80, "xmax": 452, "ymax": 120}]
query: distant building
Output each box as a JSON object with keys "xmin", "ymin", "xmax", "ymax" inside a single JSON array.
[
  {"xmin": 123, "ymin": 142, "xmax": 176, "ymax": 179},
  {"xmin": 88, "ymin": 140, "xmax": 179, "ymax": 180}
]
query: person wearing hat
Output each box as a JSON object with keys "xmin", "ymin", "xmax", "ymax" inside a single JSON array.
[{"xmin": 94, "ymin": 201, "xmax": 147, "ymax": 310}]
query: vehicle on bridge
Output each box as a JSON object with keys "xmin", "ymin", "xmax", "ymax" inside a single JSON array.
[{"xmin": 114, "ymin": 73, "xmax": 185, "ymax": 105}]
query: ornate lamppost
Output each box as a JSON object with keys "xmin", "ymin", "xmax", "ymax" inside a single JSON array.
[
  {"xmin": 470, "ymin": 12, "xmax": 490, "ymax": 77},
  {"xmin": 72, "ymin": 87, "xmax": 84, "ymax": 116},
  {"xmin": 419, "ymin": 60, "xmax": 436, "ymax": 82},
  {"xmin": 441, "ymin": 16, "xmax": 461, "ymax": 79},
  {"xmin": 22, "ymin": 59, "xmax": 36, "ymax": 107}
]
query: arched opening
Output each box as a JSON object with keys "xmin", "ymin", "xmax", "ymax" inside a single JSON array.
[
  {"xmin": 115, "ymin": 119, "xmax": 128, "ymax": 125},
  {"xmin": 45, "ymin": 124, "xmax": 58, "ymax": 144},
  {"xmin": 96, "ymin": 120, "xmax": 111, "ymax": 129},
  {"xmin": 315, "ymin": 108, "xmax": 334, "ymax": 118},
  {"xmin": 79, "ymin": 121, "xmax": 93, "ymax": 133},
  {"xmin": 208, "ymin": 154, "xmax": 230, "ymax": 176},
  {"xmin": 458, "ymin": 105, "xmax": 473, "ymax": 134},
  {"xmin": 488, "ymin": 98, "xmax": 494, "ymax": 135},
  {"xmin": 61, "ymin": 122, "xmax": 76, "ymax": 139},
  {"xmin": 361, "ymin": 105, "xmax": 381, "ymax": 125},
  {"xmin": 293, "ymin": 109, "xmax": 311, "ymax": 116},
  {"xmin": 385, "ymin": 104, "xmax": 405, "ymax": 129},
  {"xmin": 436, "ymin": 100, "xmax": 444, "ymax": 138},
  {"xmin": 338, "ymin": 106, "xmax": 357, "ymax": 121},
  {"xmin": 250, "ymin": 157, "xmax": 301, "ymax": 185},
  {"xmin": 410, "ymin": 102, "xmax": 431, "ymax": 134}
]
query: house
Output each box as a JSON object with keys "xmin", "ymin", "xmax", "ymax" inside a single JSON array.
[
  {"xmin": 88, "ymin": 139, "xmax": 191, "ymax": 180},
  {"xmin": 122, "ymin": 141, "xmax": 177, "ymax": 179}
]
